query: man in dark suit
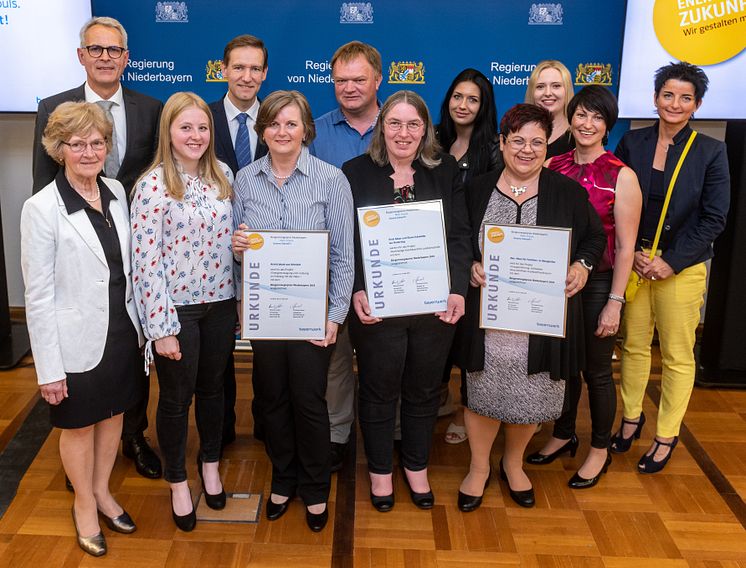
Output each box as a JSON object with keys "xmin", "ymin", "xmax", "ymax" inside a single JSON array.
[
  {"xmin": 208, "ymin": 34, "xmax": 268, "ymax": 448},
  {"xmin": 32, "ymin": 16, "xmax": 163, "ymax": 480}
]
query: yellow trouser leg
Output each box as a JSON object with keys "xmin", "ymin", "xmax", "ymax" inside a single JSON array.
[
  {"xmin": 620, "ymin": 279, "xmax": 656, "ymax": 420},
  {"xmin": 651, "ymin": 262, "xmax": 707, "ymax": 437}
]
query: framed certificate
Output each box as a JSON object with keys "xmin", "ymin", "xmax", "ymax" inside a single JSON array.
[
  {"xmin": 357, "ymin": 199, "xmax": 450, "ymax": 318},
  {"xmin": 241, "ymin": 230, "xmax": 329, "ymax": 340},
  {"xmin": 479, "ymin": 224, "xmax": 571, "ymax": 338}
]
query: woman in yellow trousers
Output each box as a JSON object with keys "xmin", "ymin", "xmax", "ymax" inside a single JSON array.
[{"xmin": 611, "ymin": 62, "xmax": 730, "ymax": 473}]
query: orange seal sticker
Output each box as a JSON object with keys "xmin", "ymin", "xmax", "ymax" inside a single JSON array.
[
  {"xmin": 653, "ymin": 0, "xmax": 746, "ymax": 65},
  {"xmin": 247, "ymin": 233, "xmax": 264, "ymax": 250},
  {"xmin": 487, "ymin": 226, "xmax": 505, "ymax": 243},
  {"xmin": 363, "ymin": 210, "xmax": 380, "ymax": 227}
]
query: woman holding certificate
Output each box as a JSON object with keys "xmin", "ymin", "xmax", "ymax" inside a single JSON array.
[
  {"xmin": 457, "ymin": 104, "xmax": 605, "ymax": 511},
  {"xmin": 343, "ymin": 90, "xmax": 471, "ymax": 512},
  {"xmin": 231, "ymin": 90, "xmax": 354, "ymax": 532},
  {"xmin": 610, "ymin": 62, "xmax": 729, "ymax": 473},
  {"xmin": 528, "ymin": 86, "xmax": 642, "ymax": 488},
  {"xmin": 131, "ymin": 92, "xmax": 236, "ymax": 532}
]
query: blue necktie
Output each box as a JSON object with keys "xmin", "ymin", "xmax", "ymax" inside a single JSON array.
[{"xmin": 235, "ymin": 112, "xmax": 252, "ymax": 169}]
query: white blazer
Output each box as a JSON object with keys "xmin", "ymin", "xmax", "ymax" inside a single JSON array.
[{"xmin": 21, "ymin": 176, "xmax": 145, "ymax": 385}]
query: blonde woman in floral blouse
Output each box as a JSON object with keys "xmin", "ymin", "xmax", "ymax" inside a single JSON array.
[{"xmin": 131, "ymin": 92, "xmax": 235, "ymax": 532}]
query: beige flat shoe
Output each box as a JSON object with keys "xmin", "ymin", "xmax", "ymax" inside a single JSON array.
[{"xmin": 445, "ymin": 422, "xmax": 468, "ymax": 444}]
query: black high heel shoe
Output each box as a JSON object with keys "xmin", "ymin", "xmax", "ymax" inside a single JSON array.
[
  {"xmin": 305, "ymin": 505, "xmax": 329, "ymax": 532},
  {"xmin": 638, "ymin": 436, "xmax": 678, "ymax": 474},
  {"xmin": 499, "ymin": 460, "xmax": 535, "ymax": 508},
  {"xmin": 568, "ymin": 452, "xmax": 612, "ymax": 489},
  {"xmin": 170, "ymin": 488, "xmax": 196, "ymax": 532},
  {"xmin": 526, "ymin": 433, "xmax": 579, "ymax": 465},
  {"xmin": 266, "ymin": 492, "xmax": 294, "ymax": 521},
  {"xmin": 197, "ymin": 456, "xmax": 226, "ymax": 510},
  {"xmin": 610, "ymin": 413, "xmax": 646, "ymax": 453},
  {"xmin": 457, "ymin": 469, "xmax": 491, "ymax": 512},
  {"xmin": 401, "ymin": 467, "xmax": 434, "ymax": 509}
]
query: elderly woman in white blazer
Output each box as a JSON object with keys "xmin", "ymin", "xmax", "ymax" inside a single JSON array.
[{"xmin": 21, "ymin": 102, "xmax": 144, "ymax": 558}]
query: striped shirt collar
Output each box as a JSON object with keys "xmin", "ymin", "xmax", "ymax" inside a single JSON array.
[{"xmin": 256, "ymin": 145, "xmax": 312, "ymax": 179}]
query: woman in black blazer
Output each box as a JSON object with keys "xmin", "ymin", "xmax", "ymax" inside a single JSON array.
[
  {"xmin": 610, "ymin": 62, "xmax": 730, "ymax": 473},
  {"xmin": 343, "ymin": 90, "xmax": 471, "ymax": 512},
  {"xmin": 456, "ymin": 104, "xmax": 605, "ymax": 512}
]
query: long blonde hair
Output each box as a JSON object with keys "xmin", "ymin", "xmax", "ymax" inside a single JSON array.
[
  {"xmin": 139, "ymin": 92, "xmax": 232, "ymax": 201},
  {"xmin": 525, "ymin": 60, "xmax": 574, "ymax": 120}
]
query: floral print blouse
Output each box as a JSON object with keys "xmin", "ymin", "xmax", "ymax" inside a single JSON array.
[{"xmin": 131, "ymin": 163, "xmax": 235, "ymax": 342}]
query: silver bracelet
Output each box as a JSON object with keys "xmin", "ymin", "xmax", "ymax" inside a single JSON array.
[{"xmin": 608, "ymin": 293, "xmax": 626, "ymax": 304}]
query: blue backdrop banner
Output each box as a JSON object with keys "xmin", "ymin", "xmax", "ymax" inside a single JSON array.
[{"xmin": 91, "ymin": 1, "xmax": 628, "ymax": 141}]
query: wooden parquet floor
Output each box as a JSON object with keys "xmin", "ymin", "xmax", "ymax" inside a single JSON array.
[{"xmin": 0, "ymin": 348, "xmax": 744, "ymax": 567}]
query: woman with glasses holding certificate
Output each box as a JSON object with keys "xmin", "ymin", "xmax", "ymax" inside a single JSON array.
[
  {"xmin": 231, "ymin": 90, "xmax": 354, "ymax": 532},
  {"xmin": 456, "ymin": 104, "xmax": 605, "ymax": 511},
  {"xmin": 343, "ymin": 90, "xmax": 471, "ymax": 512}
]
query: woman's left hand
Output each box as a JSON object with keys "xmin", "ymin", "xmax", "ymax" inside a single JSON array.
[
  {"xmin": 641, "ymin": 256, "xmax": 674, "ymax": 281},
  {"xmin": 435, "ymin": 294, "xmax": 465, "ymax": 325},
  {"xmin": 565, "ymin": 262, "xmax": 590, "ymax": 297},
  {"xmin": 231, "ymin": 224, "xmax": 250, "ymax": 255},
  {"xmin": 309, "ymin": 321, "xmax": 339, "ymax": 348},
  {"xmin": 595, "ymin": 300, "xmax": 622, "ymax": 338}
]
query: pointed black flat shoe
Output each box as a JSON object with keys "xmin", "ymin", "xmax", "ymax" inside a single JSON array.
[
  {"xmin": 526, "ymin": 433, "xmax": 579, "ymax": 465},
  {"xmin": 401, "ymin": 467, "xmax": 434, "ymax": 509},
  {"xmin": 499, "ymin": 460, "xmax": 535, "ymax": 508},
  {"xmin": 197, "ymin": 456, "xmax": 226, "ymax": 510},
  {"xmin": 568, "ymin": 452, "xmax": 612, "ymax": 489},
  {"xmin": 457, "ymin": 469, "xmax": 491, "ymax": 513},
  {"xmin": 265, "ymin": 494, "xmax": 293, "ymax": 521},
  {"xmin": 306, "ymin": 506, "xmax": 329, "ymax": 532}
]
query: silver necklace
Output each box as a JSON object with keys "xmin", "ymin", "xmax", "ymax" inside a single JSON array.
[
  {"xmin": 509, "ymin": 184, "xmax": 528, "ymax": 197},
  {"xmin": 269, "ymin": 156, "xmax": 297, "ymax": 180}
]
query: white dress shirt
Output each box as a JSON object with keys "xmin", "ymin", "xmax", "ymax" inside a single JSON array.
[
  {"xmin": 223, "ymin": 95, "xmax": 260, "ymax": 161},
  {"xmin": 85, "ymin": 82, "xmax": 127, "ymax": 169}
]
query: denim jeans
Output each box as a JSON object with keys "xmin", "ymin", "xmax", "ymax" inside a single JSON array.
[
  {"xmin": 154, "ymin": 298, "xmax": 236, "ymax": 483},
  {"xmin": 351, "ymin": 314, "xmax": 456, "ymax": 473},
  {"xmin": 554, "ymin": 272, "xmax": 617, "ymax": 448}
]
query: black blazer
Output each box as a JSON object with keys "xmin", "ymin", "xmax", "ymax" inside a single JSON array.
[
  {"xmin": 457, "ymin": 166, "xmax": 606, "ymax": 380},
  {"xmin": 615, "ymin": 122, "xmax": 730, "ymax": 273},
  {"xmin": 341, "ymin": 153, "xmax": 472, "ymax": 299},
  {"xmin": 209, "ymin": 96, "xmax": 268, "ymax": 176},
  {"xmin": 32, "ymin": 84, "xmax": 163, "ymax": 195}
]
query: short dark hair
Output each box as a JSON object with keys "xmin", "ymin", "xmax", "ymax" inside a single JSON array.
[
  {"xmin": 255, "ymin": 90, "xmax": 316, "ymax": 145},
  {"xmin": 437, "ymin": 68, "xmax": 498, "ymax": 176},
  {"xmin": 223, "ymin": 34, "xmax": 267, "ymax": 69},
  {"xmin": 499, "ymin": 103, "xmax": 553, "ymax": 140},
  {"xmin": 567, "ymin": 85, "xmax": 619, "ymax": 132},
  {"xmin": 654, "ymin": 61, "xmax": 709, "ymax": 102}
]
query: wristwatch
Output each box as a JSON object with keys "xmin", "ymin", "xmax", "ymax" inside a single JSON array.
[{"xmin": 577, "ymin": 258, "xmax": 593, "ymax": 272}]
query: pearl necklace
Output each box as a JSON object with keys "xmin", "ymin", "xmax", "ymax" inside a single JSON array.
[
  {"xmin": 81, "ymin": 183, "xmax": 101, "ymax": 203},
  {"xmin": 509, "ymin": 184, "xmax": 528, "ymax": 197},
  {"xmin": 269, "ymin": 156, "xmax": 297, "ymax": 180}
]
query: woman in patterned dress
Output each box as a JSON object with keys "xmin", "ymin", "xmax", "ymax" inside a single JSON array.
[
  {"xmin": 456, "ymin": 104, "xmax": 605, "ymax": 511},
  {"xmin": 131, "ymin": 92, "xmax": 236, "ymax": 532}
]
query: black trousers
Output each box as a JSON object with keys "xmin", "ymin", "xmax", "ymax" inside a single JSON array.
[
  {"xmin": 251, "ymin": 340, "xmax": 333, "ymax": 506},
  {"xmin": 554, "ymin": 272, "xmax": 617, "ymax": 449},
  {"xmin": 154, "ymin": 299, "xmax": 236, "ymax": 482},
  {"xmin": 351, "ymin": 314, "xmax": 455, "ymax": 474}
]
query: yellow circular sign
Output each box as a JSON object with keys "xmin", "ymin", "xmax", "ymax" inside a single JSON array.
[
  {"xmin": 363, "ymin": 210, "xmax": 380, "ymax": 227},
  {"xmin": 247, "ymin": 233, "xmax": 264, "ymax": 250},
  {"xmin": 653, "ymin": 0, "xmax": 746, "ymax": 65},
  {"xmin": 487, "ymin": 226, "xmax": 505, "ymax": 243}
]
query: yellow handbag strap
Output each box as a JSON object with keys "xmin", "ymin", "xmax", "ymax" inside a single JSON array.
[{"xmin": 648, "ymin": 130, "xmax": 697, "ymax": 260}]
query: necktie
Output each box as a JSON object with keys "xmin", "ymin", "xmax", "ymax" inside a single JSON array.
[
  {"xmin": 235, "ymin": 112, "xmax": 253, "ymax": 169},
  {"xmin": 96, "ymin": 100, "xmax": 120, "ymax": 179}
]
